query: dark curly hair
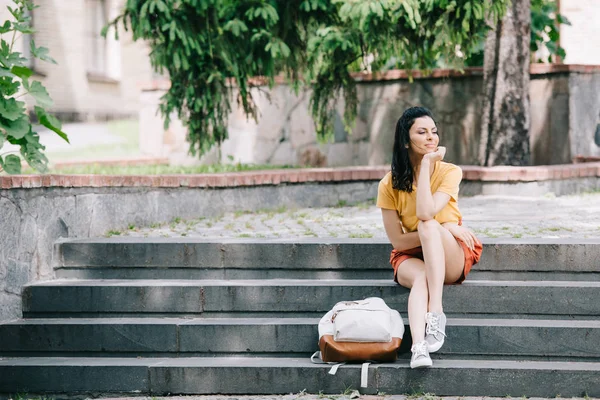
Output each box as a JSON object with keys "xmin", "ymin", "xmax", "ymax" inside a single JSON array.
[{"xmin": 391, "ymin": 106, "xmax": 436, "ymax": 192}]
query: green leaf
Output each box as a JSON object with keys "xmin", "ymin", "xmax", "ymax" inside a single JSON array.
[
  {"xmin": 0, "ymin": 154, "xmax": 22, "ymax": 174},
  {"xmin": 0, "ymin": 21, "xmax": 11, "ymax": 34},
  {"xmin": 28, "ymin": 81, "xmax": 53, "ymax": 108},
  {"xmin": 0, "ymin": 97, "xmax": 26, "ymax": 121},
  {"xmin": 31, "ymin": 40, "xmax": 57, "ymax": 64},
  {"xmin": 10, "ymin": 65, "xmax": 32, "ymax": 79},
  {"xmin": 0, "ymin": 132, "xmax": 4, "ymax": 149},
  {"xmin": 0, "ymin": 115, "xmax": 30, "ymax": 139},
  {"xmin": 0, "ymin": 76, "xmax": 20, "ymax": 96},
  {"xmin": 13, "ymin": 22, "xmax": 34, "ymax": 34},
  {"xmin": 0, "ymin": 68, "xmax": 16, "ymax": 78},
  {"xmin": 35, "ymin": 106, "xmax": 69, "ymax": 143},
  {"xmin": 19, "ymin": 131, "xmax": 48, "ymax": 173}
]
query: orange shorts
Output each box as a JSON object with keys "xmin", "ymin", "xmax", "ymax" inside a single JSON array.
[{"xmin": 389, "ymin": 237, "xmax": 483, "ymax": 285}]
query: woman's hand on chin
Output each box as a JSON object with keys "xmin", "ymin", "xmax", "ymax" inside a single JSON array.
[{"xmin": 422, "ymin": 146, "xmax": 446, "ymax": 164}]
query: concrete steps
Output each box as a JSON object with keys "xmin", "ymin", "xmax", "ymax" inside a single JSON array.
[
  {"xmin": 1, "ymin": 238, "xmax": 600, "ymax": 397},
  {"xmin": 22, "ymin": 279, "xmax": 600, "ymax": 318},
  {"xmin": 1, "ymin": 317, "xmax": 599, "ymax": 360},
  {"xmin": 54, "ymin": 238, "xmax": 600, "ymax": 281},
  {"xmin": 0, "ymin": 357, "xmax": 599, "ymax": 397}
]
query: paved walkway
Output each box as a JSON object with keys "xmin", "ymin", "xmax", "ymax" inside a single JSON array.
[{"xmin": 121, "ymin": 192, "xmax": 600, "ymax": 239}]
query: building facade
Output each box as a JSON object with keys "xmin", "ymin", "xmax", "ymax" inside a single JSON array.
[{"xmin": 0, "ymin": 0, "xmax": 154, "ymax": 121}]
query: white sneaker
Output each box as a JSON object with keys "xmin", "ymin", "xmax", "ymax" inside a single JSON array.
[
  {"xmin": 410, "ymin": 340, "xmax": 432, "ymax": 368},
  {"xmin": 425, "ymin": 311, "xmax": 447, "ymax": 353}
]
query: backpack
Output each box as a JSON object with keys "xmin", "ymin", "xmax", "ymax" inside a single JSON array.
[{"xmin": 311, "ymin": 297, "xmax": 405, "ymax": 388}]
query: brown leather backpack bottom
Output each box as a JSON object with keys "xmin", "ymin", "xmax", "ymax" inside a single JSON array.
[{"xmin": 319, "ymin": 335, "xmax": 402, "ymax": 363}]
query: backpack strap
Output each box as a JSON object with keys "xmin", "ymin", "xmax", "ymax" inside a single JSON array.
[
  {"xmin": 360, "ymin": 362, "xmax": 371, "ymax": 388},
  {"xmin": 310, "ymin": 352, "xmax": 372, "ymax": 388},
  {"xmin": 310, "ymin": 351, "xmax": 346, "ymax": 375}
]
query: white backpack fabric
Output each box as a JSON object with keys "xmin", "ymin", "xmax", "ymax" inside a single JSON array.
[
  {"xmin": 311, "ymin": 297, "xmax": 405, "ymax": 388},
  {"xmin": 319, "ymin": 297, "xmax": 404, "ymax": 342}
]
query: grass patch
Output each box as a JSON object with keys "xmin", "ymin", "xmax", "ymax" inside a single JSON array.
[
  {"xmin": 303, "ymin": 229, "xmax": 318, "ymax": 237},
  {"xmin": 349, "ymin": 232, "xmax": 374, "ymax": 238},
  {"xmin": 105, "ymin": 229, "xmax": 121, "ymax": 237},
  {"xmin": 237, "ymin": 233, "xmax": 252, "ymax": 238},
  {"xmin": 45, "ymin": 119, "xmax": 140, "ymax": 162},
  {"xmin": 234, "ymin": 210, "xmax": 253, "ymax": 218},
  {"xmin": 335, "ymin": 199, "xmax": 348, "ymax": 208},
  {"xmin": 46, "ymin": 162, "xmax": 299, "ymax": 175}
]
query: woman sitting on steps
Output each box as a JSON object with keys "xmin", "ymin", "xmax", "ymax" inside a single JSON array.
[{"xmin": 376, "ymin": 106, "xmax": 483, "ymax": 368}]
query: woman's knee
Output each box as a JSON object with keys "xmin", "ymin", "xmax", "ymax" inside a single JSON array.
[
  {"xmin": 411, "ymin": 269, "xmax": 428, "ymax": 289},
  {"xmin": 396, "ymin": 263, "xmax": 428, "ymax": 289},
  {"xmin": 417, "ymin": 219, "xmax": 442, "ymax": 239}
]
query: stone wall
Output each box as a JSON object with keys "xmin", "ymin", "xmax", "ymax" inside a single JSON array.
[{"xmin": 140, "ymin": 65, "xmax": 600, "ymax": 167}]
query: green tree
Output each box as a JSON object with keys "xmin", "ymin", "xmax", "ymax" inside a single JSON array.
[
  {"xmin": 107, "ymin": 0, "xmax": 508, "ymax": 158},
  {"xmin": 0, "ymin": 0, "xmax": 68, "ymax": 174}
]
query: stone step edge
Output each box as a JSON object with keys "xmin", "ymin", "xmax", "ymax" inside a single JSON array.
[
  {"xmin": 57, "ymin": 237, "xmax": 600, "ymax": 244},
  {"xmin": 3, "ymin": 317, "xmax": 600, "ymax": 328},
  {"xmin": 2, "ymin": 356, "xmax": 598, "ymax": 397},
  {"xmin": 3, "ymin": 162, "xmax": 600, "ymax": 190},
  {"xmin": 24, "ymin": 278, "xmax": 600, "ymax": 288},
  {"xmin": 2, "ymin": 356, "xmax": 600, "ymax": 370}
]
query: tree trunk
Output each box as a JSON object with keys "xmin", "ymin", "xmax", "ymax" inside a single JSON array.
[{"xmin": 479, "ymin": 0, "xmax": 531, "ymax": 166}]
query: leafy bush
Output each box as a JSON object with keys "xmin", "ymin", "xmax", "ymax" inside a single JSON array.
[{"xmin": 0, "ymin": 0, "xmax": 68, "ymax": 174}]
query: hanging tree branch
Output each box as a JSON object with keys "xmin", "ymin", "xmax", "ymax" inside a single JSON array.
[{"xmin": 106, "ymin": 0, "xmax": 508, "ymax": 158}]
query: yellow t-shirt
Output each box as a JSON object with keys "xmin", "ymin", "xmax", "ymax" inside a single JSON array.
[{"xmin": 376, "ymin": 161, "xmax": 462, "ymax": 232}]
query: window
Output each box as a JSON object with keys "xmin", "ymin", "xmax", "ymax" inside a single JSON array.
[{"xmin": 85, "ymin": 0, "xmax": 108, "ymax": 75}]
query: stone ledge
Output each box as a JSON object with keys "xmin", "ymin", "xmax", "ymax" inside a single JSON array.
[
  {"xmin": 140, "ymin": 64, "xmax": 600, "ymax": 91},
  {"xmin": 2, "ymin": 163, "xmax": 600, "ymax": 190}
]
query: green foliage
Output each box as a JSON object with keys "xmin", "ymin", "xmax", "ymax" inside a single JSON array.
[
  {"xmin": 465, "ymin": 0, "xmax": 570, "ymax": 66},
  {"xmin": 108, "ymin": 0, "xmax": 508, "ymax": 157},
  {"xmin": 531, "ymin": 0, "xmax": 570, "ymax": 62},
  {"xmin": 0, "ymin": 0, "xmax": 68, "ymax": 174}
]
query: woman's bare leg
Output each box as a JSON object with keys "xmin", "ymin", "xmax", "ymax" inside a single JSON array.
[
  {"xmin": 417, "ymin": 219, "xmax": 465, "ymax": 313},
  {"xmin": 395, "ymin": 258, "xmax": 428, "ymax": 343}
]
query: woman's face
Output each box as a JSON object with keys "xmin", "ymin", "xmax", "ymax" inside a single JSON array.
[{"xmin": 408, "ymin": 116, "xmax": 439, "ymax": 156}]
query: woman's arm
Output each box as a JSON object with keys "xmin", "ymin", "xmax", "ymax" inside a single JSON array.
[
  {"xmin": 416, "ymin": 148, "xmax": 451, "ymax": 220},
  {"xmin": 381, "ymin": 208, "xmax": 421, "ymax": 251}
]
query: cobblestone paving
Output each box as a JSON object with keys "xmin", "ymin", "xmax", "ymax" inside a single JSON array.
[{"xmin": 118, "ymin": 192, "xmax": 600, "ymax": 240}]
